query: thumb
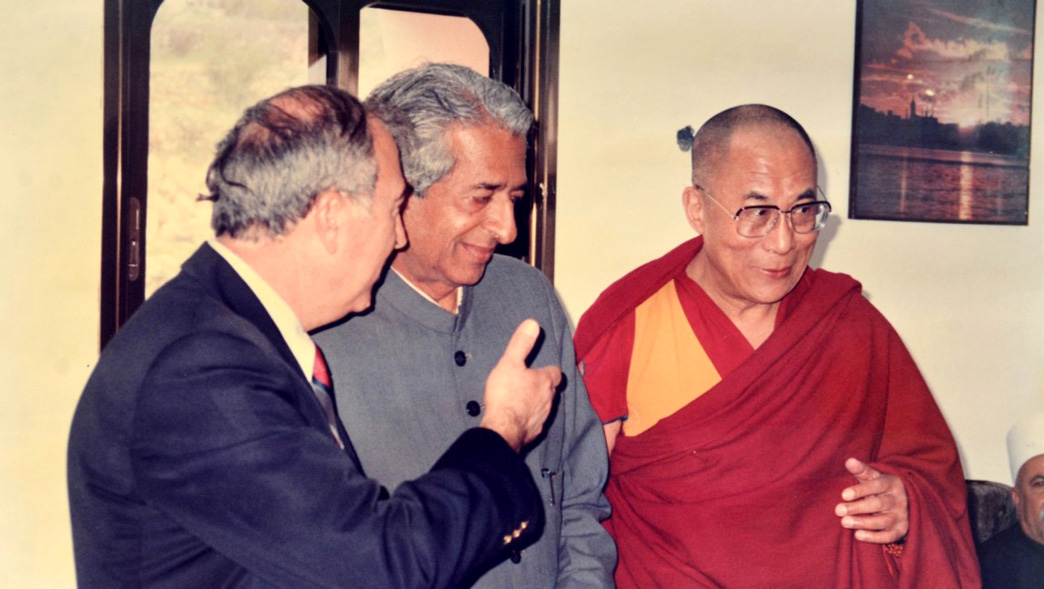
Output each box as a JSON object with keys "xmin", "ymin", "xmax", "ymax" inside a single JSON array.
[
  {"xmin": 845, "ymin": 457, "xmax": 880, "ymax": 482},
  {"xmin": 500, "ymin": 319, "xmax": 541, "ymax": 366}
]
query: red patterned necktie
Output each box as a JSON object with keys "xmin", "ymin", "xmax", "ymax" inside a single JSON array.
[{"xmin": 312, "ymin": 345, "xmax": 345, "ymax": 449}]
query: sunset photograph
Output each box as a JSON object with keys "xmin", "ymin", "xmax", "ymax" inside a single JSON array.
[{"xmin": 851, "ymin": 0, "xmax": 1035, "ymax": 223}]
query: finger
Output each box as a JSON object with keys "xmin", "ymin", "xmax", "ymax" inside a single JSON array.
[
  {"xmin": 851, "ymin": 525, "xmax": 907, "ymax": 545},
  {"xmin": 844, "ymin": 457, "xmax": 882, "ymax": 482},
  {"xmin": 835, "ymin": 493, "xmax": 891, "ymax": 517},
  {"xmin": 500, "ymin": 319, "xmax": 541, "ymax": 365},
  {"xmin": 839, "ymin": 511, "xmax": 897, "ymax": 533},
  {"xmin": 840, "ymin": 476, "xmax": 891, "ymax": 502}
]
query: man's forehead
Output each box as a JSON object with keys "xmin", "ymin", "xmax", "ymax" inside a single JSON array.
[
  {"xmin": 727, "ymin": 123, "xmax": 814, "ymax": 158},
  {"xmin": 1020, "ymin": 454, "xmax": 1044, "ymax": 479},
  {"xmin": 447, "ymin": 122, "xmax": 525, "ymax": 150},
  {"xmin": 369, "ymin": 117, "xmax": 407, "ymax": 197},
  {"xmin": 367, "ymin": 115, "xmax": 390, "ymax": 139},
  {"xmin": 370, "ymin": 118, "xmax": 401, "ymax": 162},
  {"xmin": 717, "ymin": 127, "xmax": 817, "ymax": 189},
  {"xmin": 442, "ymin": 124, "xmax": 527, "ymax": 179}
]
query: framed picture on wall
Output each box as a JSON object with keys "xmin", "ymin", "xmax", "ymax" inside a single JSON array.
[{"xmin": 850, "ymin": 0, "xmax": 1035, "ymax": 224}]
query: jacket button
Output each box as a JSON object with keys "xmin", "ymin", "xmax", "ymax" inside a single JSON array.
[
  {"xmin": 510, "ymin": 550, "xmax": 522, "ymax": 563},
  {"xmin": 465, "ymin": 400, "xmax": 481, "ymax": 417},
  {"xmin": 454, "ymin": 350, "xmax": 467, "ymax": 366}
]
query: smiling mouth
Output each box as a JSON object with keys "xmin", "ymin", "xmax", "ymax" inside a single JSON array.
[{"xmin": 461, "ymin": 243, "xmax": 495, "ymax": 263}]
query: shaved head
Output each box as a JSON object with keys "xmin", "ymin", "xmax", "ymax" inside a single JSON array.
[{"xmin": 690, "ymin": 104, "xmax": 816, "ymax": 188}]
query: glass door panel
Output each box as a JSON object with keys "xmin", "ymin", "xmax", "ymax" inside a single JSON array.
[
  {"xmin": 358, "ymin": 7, "xmax": 489, "ymax": 99},
  {"xmin": 146, "ymin": 0, "xmax": 313, "ymax": 297}
]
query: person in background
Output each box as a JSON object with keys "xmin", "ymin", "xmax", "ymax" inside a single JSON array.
[
  {"xmin": 315, "ymin": 64, "xmax": 616, "ymax": 588},
  {"xmin": 979, "ymin": 412, "xmax": 1044, "ymax": 588},
  {"xmin": 68, "ymin": 85, "xmax": 561, "ymax": 588},
  {"xmin": 574, "ymin": 104, "xmax": 979, "ymax": 587}
]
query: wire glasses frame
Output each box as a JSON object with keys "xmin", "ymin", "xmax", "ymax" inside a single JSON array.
[{"xmin": 695, "ymin": 185, "xmax": 832, "ymax": 238}]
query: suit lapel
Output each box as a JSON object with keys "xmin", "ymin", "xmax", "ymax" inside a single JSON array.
[
  {"xmin": 185, "ymin": 244, "xmax": 299, "ymax": 369},
  {"xmin": 181, "ymin": 244, "xmax": 363, "ymax": 466}
]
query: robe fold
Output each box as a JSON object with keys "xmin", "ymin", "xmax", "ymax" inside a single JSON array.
[{"xmin": 575, "ymin": 237, "xmax": 981, "ymax": 588}]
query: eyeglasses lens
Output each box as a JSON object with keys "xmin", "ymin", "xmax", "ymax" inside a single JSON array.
[{"xmin": 736, "ymin": 203, "xmax": 828, "ymax": 237}]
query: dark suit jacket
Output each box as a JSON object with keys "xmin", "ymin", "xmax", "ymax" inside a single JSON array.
[
  {"xmin": 979, "ymin": 524, "xmax": 1044, "ymax": 589},
  {"xmin": 68, "ymin": 244, "xmax": 543, "ymax": 588}
]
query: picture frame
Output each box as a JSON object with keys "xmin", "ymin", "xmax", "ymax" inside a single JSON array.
[{"xmin": 849, "ymin": 0, "xmax": 1036, "ymax": 225}]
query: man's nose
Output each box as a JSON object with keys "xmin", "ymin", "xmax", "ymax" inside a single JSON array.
[
  {"xmin": 765, "ymin": 210, "xmax": 796, "ymax": 254},
  {"xmin": 486, "ymin": 196, "xmax": 517, "ymax": 245}
]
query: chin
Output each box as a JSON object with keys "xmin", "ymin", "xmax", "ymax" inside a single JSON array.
[
  {"xmin": 447, "ymin": 266, "xmax": 486, "ymax": 288},
  {"xmin": 767, "ymin": 276, "xmax": 803, "ymax": 298},
  {"xmin": 750, "ymin": 285, "xmax": 794, "ymax": 306},
  {"xmin": 345, "ymin": 296, "xmax": 373, "ymax": 315}
]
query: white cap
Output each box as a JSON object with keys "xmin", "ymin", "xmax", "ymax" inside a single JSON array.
[{"xmin": 1008, "ymin": 412, "xmax": 1044, "ymax": 483}]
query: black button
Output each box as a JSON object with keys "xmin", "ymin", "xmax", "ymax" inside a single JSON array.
[
  {"xmin": 454, "ymin": 350, "xmax": 467, "ymax": 366},
  {"xmin": 510, "ymin": 550, "xmax": 521, "ymax": 564},
  {"xmin": 465, "ymin": 400, "xmax": 481, "ymax": 417}
]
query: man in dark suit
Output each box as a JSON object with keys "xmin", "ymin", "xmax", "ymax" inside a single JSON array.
[{"xmin": 67, "ymin": 85, "xmax": 560, "ymax": 588}]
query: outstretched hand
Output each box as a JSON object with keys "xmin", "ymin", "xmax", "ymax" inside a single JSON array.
[
  {"xmin": 481, "ymin": 319, "xmax": 561, "ymax": 452},
  {"xmin": 835, "ymin": 457, "xmax": 909, "ymax": 544}
]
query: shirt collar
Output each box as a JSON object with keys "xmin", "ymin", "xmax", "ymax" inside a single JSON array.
[
  {"xmin": 208, "ymin": 239, "xmax": 315, "ymax": 380},
  {"xmin": 391, "ymin": 267, "xmax": 463, "ymax": 314}
]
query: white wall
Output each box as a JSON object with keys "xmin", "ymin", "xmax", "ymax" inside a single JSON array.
[
  {"xmin": 0, "ymin": 4, "xmax": 102, "ymax": 587},
  {"xmin": 556, "ymin": 0, "xmax": 1044, "ymax": 485}
]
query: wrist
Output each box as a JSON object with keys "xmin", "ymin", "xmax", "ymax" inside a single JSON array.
[{"xmin": 479, "ymin": 416, "xmax": 524, "ymax": 452}]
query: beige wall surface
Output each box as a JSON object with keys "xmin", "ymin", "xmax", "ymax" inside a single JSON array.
[
  {"xmin": 556, "ymin": 0, "xmax": 1044, "ymax": 486},
  {"xmin": 4, "ymin": 0, "xmax": 1043, "ymax": 586},
  {"xmin": 1, "ymin": 3, "xmax": 103, "ymax": 587}
]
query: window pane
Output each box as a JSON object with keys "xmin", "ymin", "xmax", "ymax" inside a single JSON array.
[
  {"xmin": 147, "ymin": 0, "xmax": 312, "ymax": 297},
  {"xmin": 359, "ymin": 8, "xmax": 489, "ymax": 98}
]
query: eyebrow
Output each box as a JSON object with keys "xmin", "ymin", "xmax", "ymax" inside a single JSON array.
[
  {"xmin": 742, "ymin": 188, "xmax": 817, "ymax": 204},
  {"xmin": 472, "ymin": 181, "xmax": 528, "ymax": 192}
]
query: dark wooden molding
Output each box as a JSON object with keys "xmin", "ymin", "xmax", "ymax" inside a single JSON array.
[{"xmin": 101, "ymin": 0, "xmax": 163, "ymax": 349}]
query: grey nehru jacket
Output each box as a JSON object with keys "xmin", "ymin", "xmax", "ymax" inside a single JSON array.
[{"xmin": 315, "ymin": 254, "xmax": 616, "ymax": 588}]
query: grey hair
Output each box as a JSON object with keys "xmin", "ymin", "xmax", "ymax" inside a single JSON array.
[
  {"xmin": 365, "ymin": 63, "xmax": 532, "ymax": 196},
  {"xmin": 204, "ymin": 85, "xmax": 376, "ymax": 239},
  {"xmin": 689, "ymin": 104, "xmax": 816, "ymax": 187}
]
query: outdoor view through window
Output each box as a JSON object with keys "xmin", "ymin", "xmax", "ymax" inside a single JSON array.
[{"xmin": 147, "ymin": 0, "xmax": 312, "ymax": 296}]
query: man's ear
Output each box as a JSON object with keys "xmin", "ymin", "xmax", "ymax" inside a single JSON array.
[
  {"xmin": 1011, "ymin": 487, "xmax": 1021, "ymax": 511},
  {"xmin": 310, "ymin": 189, "xmax": 345, "ymax": 255},
  {"xmin": 682, "ymin": 185, "xmax": 705, "ymax": 234}
]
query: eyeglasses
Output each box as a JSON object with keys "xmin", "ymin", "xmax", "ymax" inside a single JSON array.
[{"xmin": 695, "ymin": 185, "xmax": 831, "ymax": 238}]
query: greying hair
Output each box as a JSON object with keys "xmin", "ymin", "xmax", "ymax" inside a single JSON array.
[
  {"xmin": 689, "ymin": 104, "xmax": 816, "ymax": 187},
  {"xmin": 365, "ymin": 63, "xmax": 532, "ymax": 196},
  {"xmin": 204, "ymin": 85, "xmax": 376, "ymax": 238}
]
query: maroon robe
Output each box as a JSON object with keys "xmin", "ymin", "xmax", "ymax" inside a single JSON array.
[{"xmin": 575, "ymin": 237, "xmax": 980, "ymax": 588}]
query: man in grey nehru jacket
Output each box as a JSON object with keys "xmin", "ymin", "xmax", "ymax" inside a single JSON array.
[{"xmin": 315, "ymin": 64, "xmax": 616, "ymax": 588}]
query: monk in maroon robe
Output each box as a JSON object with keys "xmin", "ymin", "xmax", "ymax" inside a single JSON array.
[{"xmin": 575, "ymin": 105, "xmax": 980, "ymax": 587}]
